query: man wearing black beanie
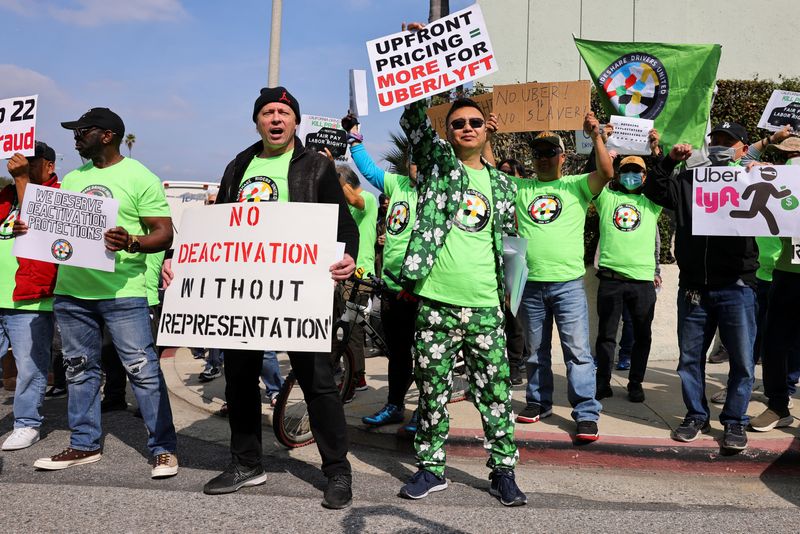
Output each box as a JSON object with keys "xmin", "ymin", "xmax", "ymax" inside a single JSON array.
[{"xmin": 203, "ymin": 86, "xmax": 359, "ymax": 509}]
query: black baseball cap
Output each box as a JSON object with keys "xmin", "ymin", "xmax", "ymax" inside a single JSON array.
[
  {"xmin": 709, "ymin": 122, "xmax": 748, "ymax": 144},
  {"xmin": 28, "ymin": 141, "xmax": 56, "ymax": 162},
  {"xmin": 61, "ymin": 107, "xmax": 125, "ymax": 137}
]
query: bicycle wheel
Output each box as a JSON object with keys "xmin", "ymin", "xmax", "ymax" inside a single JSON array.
[
  {"xmin": 272, "ymin": 371, "xmax": 315, "ymax": 448},
  {"xmin": 449, "ymin": 353, "xmax": 469, "ymax": 404},
  {"xmin": 332, "ymin": 344, "xmax": 356, "ymax": 401}
]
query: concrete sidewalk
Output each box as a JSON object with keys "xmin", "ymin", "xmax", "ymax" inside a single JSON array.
[{"xmin": 162, "ymin": 348, "xmax": 800, "ymax": 474}]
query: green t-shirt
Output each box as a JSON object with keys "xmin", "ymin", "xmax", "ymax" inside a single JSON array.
[
  {"xmin": 515, "ymin": 173, "xmax": 594, "ymax": 282},
  {"xmin": 775, "ymin": 237, "xmax": 800, "ymax": 274},
  {"xmin": 145, "ymin": 251, "xmax": 164, "ymax": 306},
  {"xmin": 237, "ymin": 151, "xmax": 292, "ymax": 203},
  {"xmin": 349, "ymin": 190, "xmax": 378, "ymax": 276},
  {"xmin": 382, "ymin": 173, "xmax": 418, "ymax": 291},
  {"xmin": 756, "ymin": 237, "xmax": 783, "ymax": 281},
  {"xmin": 416, "ymin": 166, "xmax": 498, "ymax": 307},
  {"xmin": 0, "ymin": 190, "xmax": 52, "ymax": 311},
  {"xmin": 594, "ymin": 187, "xmax": 662, "ymax": 281},
  {"xmin": 55, "ymin": 158, "xmax": 171, "ymax": 300}
]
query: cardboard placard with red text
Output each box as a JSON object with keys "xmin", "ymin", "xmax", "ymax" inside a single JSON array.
[{"xmin": 0, "ymin": 94, "xmax": 38, "ymax": 158}]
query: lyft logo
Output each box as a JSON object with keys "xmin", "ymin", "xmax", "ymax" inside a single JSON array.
[{"xmin": 695, "ymin": 186, "xmax": 740, "ymax": 213}]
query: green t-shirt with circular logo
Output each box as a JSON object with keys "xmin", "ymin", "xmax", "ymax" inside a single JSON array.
[
  {"xmin": 55, "ymin": 158, "xmax": 171, "ymax": 300},
  {"xmin": 237, "ymin": 151, "xmax": 292, "ymax": 203},
  {"xmin": 0, "ymin": 191, "xmax": 52, "ymax": 311},
  {"xmin": 382, "ymin": 173, "xmax": 418, "ymax": 291},
  {"xmin": 349, "ymin": 190, "xmax": 378, "ymax": 276},
  {"xmin": 594, "ymin": 187, "xmax": 662, "ymax": 281},
  {"xmin": 515, "ymin": 173, "xmax": 594, "ymax": 282},
  {"xmin": 755, "ymin": 237, "xmax": 782, "ymax": 282},
  {"xmin": 416, "ymin": 166, "xmax": 498, "ymax": 307}
]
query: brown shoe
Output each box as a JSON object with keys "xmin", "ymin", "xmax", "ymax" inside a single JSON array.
[
  {"xmin": 151, "ymin": 453, "xmax": 179, "ymax": 478},
  {"xmin": 33, "ymin": 448, "xmax": 102, "ymax": 470}
]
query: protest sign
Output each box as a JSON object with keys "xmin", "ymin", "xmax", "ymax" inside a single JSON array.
[
  {"xmin": 366, "ymin": 4, "xmax": 497, "ymax": 112},
  {"xmin": 0, "ymin": 94, "xmax": 38, "ymax": 159},
  {"xmin": 575, "ymin": 129, "xmax": 594, "ymax": 155},
  {"xmin": 298, "ymin": 115, "xmax": 349, "ymax": 162},
  {"xmin": 758, "ymin": 90, "xmax": 800, "ymax": 132},
  {"xmin": 349, "ymin": 69, "xmax": 369, "ymax": 117},
  {"xmin": 426, "ymin": 92, "xmax": 493, "ymax": 138},
  {"xmin": 157, "ymin": 202, "xmax": 338, "ymax": 352},
  {"xmin": 692, "ymin": 165, "xmax": 800, "ymax": 237},
  {"xmin": 792, "ymin": 237, "xmax": 800, "ymax": 264},
  {"xmin": 605, "ymin": 115, "xmax": 654, "ymax": 155},
  {"xmin": 491, "ymin": 81, "xmax": 590, "ymax": 133},
  {"xmin": 13, "ymin": 183, "xmax": 118, "ymax": 271}
]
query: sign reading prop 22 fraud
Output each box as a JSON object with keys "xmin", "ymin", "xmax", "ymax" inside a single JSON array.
[
  {"xmin": 158, "ymin": 202, "xmax": 338, "ymax": 352},
  {"xmin": 692, "ymin": 165, "xmax": 800, "ymax": 237},
  {"xmin": 0, "ymin": 94, "xmax": 38, "ymax": 158},
  {"xmin": 366, "ymin": 4, "xmax": 497, "ymax": 111}
]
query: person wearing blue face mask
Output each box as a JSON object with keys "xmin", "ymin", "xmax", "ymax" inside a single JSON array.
[{"xmin": 593, "ymin": 156, "xmax": 662, "ymax": 403}]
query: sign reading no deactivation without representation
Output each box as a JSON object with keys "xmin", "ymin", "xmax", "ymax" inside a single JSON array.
[{"xmin": 157, "ymin": 202, "xmax": 338, "ymax": 352}]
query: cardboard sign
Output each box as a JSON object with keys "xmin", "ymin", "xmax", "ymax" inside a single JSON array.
[
  {"xmin": 157, "ymin": 202, "xmax": 338, "ymax": 352},
  {"xmin": 492, "ymin": 81, "xmax": 590, "ymax": 133},
  {"xmin": 13, "ymin": 184, "xmax": 118, "ymax": 271},
  {"xmin": 366, "ymin": 4, "xmax": 497, "ymax": 112},
  {"xmin": 298, "ymin": 114, "xmax": 349, "ymax": 162},
  {"xmin": 692, "ymin": 165, "xmax": 800, "ymax": 237},
  {"xmin": 426, "ymin": 93, "xmax": 493, "ymax": 138},
  {"xmin": 792, "ymin": 237, "xmax": 800, "ymax": 264},
  {"xmin": 605, "ymin": 115, "xmax": 654, "ymax": 155},
  {"xmin": 349, "ymin": 69, "xmax": 369, "ymax": 117},
  {"xmin": 758, "ymin": 90, "xmax": 800, "ymax": 132},
  {"xmin": 0, "ymin": 94, "xmax": 38, "ymax": 159}
]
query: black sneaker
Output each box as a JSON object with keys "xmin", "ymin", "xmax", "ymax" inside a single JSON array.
[
  {"xmin": 199, "ymin": 367, "xmax": 222, "ymax": 383},
  {"xmin": 399, "ymin": 469, "xmax": 448, "ymax": 499},
  {"xmin": 100, "ymin": 399, "xmax": 127, "ymax": 413},
  {"xmin": 203, "ymin": 464, "xmax": 267, "ymax": 495},
  {"xmin": 575, "ymin": 420, "xmax": 599, "ymax": 442},
  {"xmin": 722, "ymin": 423, "xmax": 748, "ymax": 450},
  {"xmin": 489, "ymin": 469, "xmax": 527, "ymax": 507},
  {"xmin": 627, "ymin": 382, "xmax": 645, "ymax": 403},
  {"xmin": 516, "ymin": 404, "xmax": 552, "ymax": 424},
  {"xmin": 322, "ymin": 473, "xmax": 353, "ymax": 509},
  {"xmin": 596, "ymin": 382, "xmax": 613, "ymax": 400},
  {"xmin": 672, "ymin": 417, "xmax": 711, "ymax": 442},
  {"xmin": 44, "ymin": 386, "xmax": 67, "ymax": 400},
  {"xmin": 509, "ymin": 366, "xmax": 523, "ymax": 386}
]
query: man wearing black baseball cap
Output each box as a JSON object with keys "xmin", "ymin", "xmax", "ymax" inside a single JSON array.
[
  {"xmin": 30, "ymin": 107, "xmax": 179, "ymax": 479},
  {"xmin": 644, "ymin": 122, "xmax": 758, "ymax": 452},
  {"xmin": 0, "ymin": 142, "xmax": 60, "ymax": 451}
]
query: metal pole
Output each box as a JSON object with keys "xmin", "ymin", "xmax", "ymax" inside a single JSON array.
[{"xmin": 268, "ymin": 0, "xmax": 282, "ymax": 87}]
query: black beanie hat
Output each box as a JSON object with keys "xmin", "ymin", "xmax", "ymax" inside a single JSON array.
[{"xmin": 252, "ymin": 86, "xmax": 301, "ymax": 123}]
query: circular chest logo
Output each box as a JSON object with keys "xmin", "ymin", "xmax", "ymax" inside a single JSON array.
[
  {"xmin": 528, "ymin": 195, "xmax": 562, "ymax": 224},
  {"xmin": 238, "ymin": 176, "xmax": 279, "ymax": 202},
  {"xmin": 613, "ymin": 204, "xmax": 641, "ymax": 232},
  {"xmin": 0, "ymin": 207, "xmax": 19, "ymax": 240},
  {"xmin": 598, "ymin": 53, "xmax": 669, "ymax": 119},
  {"xmin": 454, "ymin": 189, "xmax": 491, "ymax": 232},
  {"xmin": 51, "ymin": 239, "xmax": 74, "ymax": 261},
  {"xmin": 387, "ymin": 200, "xmax": 410, "ymax": 235},
  {"xmin": 81, "ymin": 184, "xmax": 113, "ymax": 198}
]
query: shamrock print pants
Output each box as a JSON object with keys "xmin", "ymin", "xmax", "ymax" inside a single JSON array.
[{"xmin": 413, "ymin": 300, "xmax": 519, "ymax": 476}]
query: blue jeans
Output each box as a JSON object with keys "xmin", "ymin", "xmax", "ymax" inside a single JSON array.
[
  {"xmin": 261, "ymin": 350, "xmax": 284, "ymax": 397},
  {"xmin": 54, "ymin": 296, "xmax": 176, "ymax": 454},
  {"xmin": 676, "ymin": 284, "xmax": 756, "ymax": 425},
  {"xmin": 203, "ymin": 349, "xmax": 224, "ymax": 372},
  {"xmin": 519, "ymin": 278, "xmax": 601, "ymax": 422},
  {"xmin": 0, "ymin": 310, "xmax": 53, "ymax": 428}
]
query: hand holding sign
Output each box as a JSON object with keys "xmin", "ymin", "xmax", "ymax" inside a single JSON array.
[{"xmin": 7, "ymin": 153, "xmax": 30, "ymax": 179}]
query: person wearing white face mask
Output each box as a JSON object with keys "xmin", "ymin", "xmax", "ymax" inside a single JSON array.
[{"xmin": 593, "ymin": 156, "xmax": 663, "ymax": 403}]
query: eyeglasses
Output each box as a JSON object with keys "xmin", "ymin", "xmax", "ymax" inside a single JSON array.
[
  {"xmin": 532, "ymin": 147, "xmax": 562, "ymax": 159},
  {"xmin": 73, "ymin": 126, "xmax": 99, "ymax": 139},
  {"xmin": 449, "ymin": 117, "xmax": 485, "ymax": 130}
]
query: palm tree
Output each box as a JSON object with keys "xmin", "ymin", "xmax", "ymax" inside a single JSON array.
[
  {"xmin": 124, "ymin": 133, "xmax": 136, "ymax": 157},
  {"xmin": 382, "ymin": 132, "xmax": 410, "ymax": 176}
]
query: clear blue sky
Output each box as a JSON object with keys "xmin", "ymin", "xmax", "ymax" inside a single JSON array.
[{"xmin": 0, "ymin": 0, "xmax": 473, "ymax": 190}]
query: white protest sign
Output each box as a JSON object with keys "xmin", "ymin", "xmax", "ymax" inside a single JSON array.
[
  {"xmin": 605, "ymin": 115, "xmax": 653, "ymax": 156},
  {"xmin": 366, "ymin": 4, "xmax": 497, "ymax": 112},
  {"xmin": 349, "ymin": 69, "xmax": 369, "ymax": 117},
  {"xmin": 758, "ymin": 90, "xmax": 800, "ymax": 132},
  {"xmin": 157, "ymin": 202, "xmax": 338, "ymax": 352},
  {"xmin": 792, "ymin": 237, "xmax": 800, "ymax": 264},
  {"xmin": 692, "ymin": 165, "xmax": 800, "ymax": 237},
  {"xmin": 298, "ymin": 114, "xmax": 349, "ymax": 162},
  {"xmin": 575, "ymin": 129, "xmax": 594, "ymax": 155},
  {"xmin": 13, "ymin": 184, "xmax": 118, "ymax": 271},
  {"xmin": 0, "ymin": 94, "xmax": 38, "ymax": 158}
]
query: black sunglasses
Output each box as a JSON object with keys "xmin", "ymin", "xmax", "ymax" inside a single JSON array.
[
  {"xmin": 73, "ymin": 126, "xmax": 101, "ymax": 139},
  {"xmin": 532, "ymin": 146, "xmax": 562, "ymax": 159},
  {"xmin": 449, "ymin": 117, "xmax": 485, "ymax": 130}
]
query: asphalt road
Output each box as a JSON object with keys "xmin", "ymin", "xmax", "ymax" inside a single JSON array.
[{"xmin": 0, "ymin": 389, "xmax": 798, "ymax": 533}]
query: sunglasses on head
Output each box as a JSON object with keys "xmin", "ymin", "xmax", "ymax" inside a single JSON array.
[
  {"xmin": 449, "ymin": 117, "xmax": 485, "ymax": 130},
  {"xmin": 532, "ymin": 146, "xmax": 562, "ymax": 159}
]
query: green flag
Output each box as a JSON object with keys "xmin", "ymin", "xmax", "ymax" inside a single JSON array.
[{"xmin": 574, "ymin": 37, "xmax": 721, "ymax": 150}]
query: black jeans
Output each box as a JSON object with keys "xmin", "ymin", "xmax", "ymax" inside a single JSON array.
[
  {"xmin": 595, "ymin": 277, "xmax": 656, "ymax": 386},
  {"xmin": 762, "ymin": 270, "xmax": 800, "ymax": 412},
  {"xmin": 224, "ymin": 349, "xmax": 351, "ymax": 477},
  {"xmin": 505, "ymin": 307, "xmax": 526, "ymax": 370},
  {"xmin": 381, "ymin": 293, "xmax": 417, "ymax": 407},
  {"xmin": 753, "ymin": 278, "xmax": 771, "ymax": 364}
]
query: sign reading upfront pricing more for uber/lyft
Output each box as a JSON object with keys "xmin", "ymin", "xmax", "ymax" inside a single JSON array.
[
  {"xmin": 0, "ymin": 94, "xmax": 38, "ymax": 159},
  {"xmin": 366, "ymin": 4, "xmax": 497, "ymax": 111}
]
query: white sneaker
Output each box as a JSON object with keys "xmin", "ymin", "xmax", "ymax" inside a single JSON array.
[{"xmin": 2, "ymin": 427, "xmax": 40, "ymax": 450}]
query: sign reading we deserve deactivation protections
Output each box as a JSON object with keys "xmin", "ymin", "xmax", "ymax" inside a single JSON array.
[{"xmin": 157, "ymin": 202, "xmax": 338, "ymax": 352}]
